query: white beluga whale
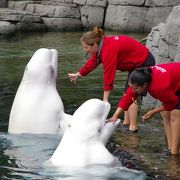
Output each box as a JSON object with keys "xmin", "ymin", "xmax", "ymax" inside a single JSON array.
[
  {"xmin": 46, "ymin": 98, "xmax": 121, "ymax": 167},
  {"xmin": 8, "ymin": 48, "xmax": 71, "ymax": 134}
]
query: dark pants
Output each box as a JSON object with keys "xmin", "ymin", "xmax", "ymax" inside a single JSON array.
[
  {"xmin": 124, "ymin": 51, "xmax": 155, "ymax": 93},
  {"xmin": 176, "ymin": 91, "xmax": 180, "ymax": 110}
]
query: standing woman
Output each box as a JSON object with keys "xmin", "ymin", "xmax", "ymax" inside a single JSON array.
[
  {"xmin": 68, "ymin": 27, "xmax": 155, "ymax": 132},
  {"xmin": 109, "ymin": 63, "xmax": 180, "ymax": 155}
]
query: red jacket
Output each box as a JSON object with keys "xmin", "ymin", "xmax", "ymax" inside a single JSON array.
[
  {"xmin": 79, "ymin": 35, "xmax": 149, "ymax": 91},
  {"xmin": 118, "ymin": 63, "xmax": 180, "ymax": 111}
]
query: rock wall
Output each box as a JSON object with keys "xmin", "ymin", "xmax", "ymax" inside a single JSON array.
[
  {"xmin": 0, "ymin": 0, "xmax": 179, "ymax": 37},
  {"xmin": 105, "ymin": 0, "xmax": 177, "ymax": 32},
  {"xmin": 0, "ymin": 0, "xmax": 8, "ymax": 8},
  {"xmin": 146, "ymin": 5, "xmax": 180, "ymax": 63},
  {"xmin": 142, "ymin": 5, "xmax": 180, "ymax": 109}
]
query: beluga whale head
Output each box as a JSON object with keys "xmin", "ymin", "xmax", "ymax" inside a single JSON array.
[
  {"xmin": 46, "ymin": 98, "xmax": 120, "ymax": 167},
  {"xmin": 22, "ymin": 48, "xmax": 58, "ymax": 86}
]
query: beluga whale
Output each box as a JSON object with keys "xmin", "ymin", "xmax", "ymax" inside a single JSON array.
[
  {"xmin": 8, "ymin": 48, "xmax": 71, "ymax": 134},
  {"xmin": 45, "ymin": 98, "xmax": 120, "ymax": 167}
]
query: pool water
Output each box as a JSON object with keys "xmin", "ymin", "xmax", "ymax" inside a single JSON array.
[{"xmin": 0, "ymin": 31, "xmax": 179, "ymax": 179}]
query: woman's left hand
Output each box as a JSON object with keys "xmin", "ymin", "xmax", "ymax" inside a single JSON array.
[{"xmin": 142, "ymin": 110, "xmax": 156, "ymax": 122}]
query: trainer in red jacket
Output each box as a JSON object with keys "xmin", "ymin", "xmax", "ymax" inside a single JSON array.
[
  {"xmin": 68, "ymin": 27, "xmax": 155, "ymax": 132},
  {"xmin": 108, "ymin": 62, "xmax": 180, "ymax": 155},
  {"xmin": 79, "ymin": 35, "xmax": 149, "ymax": 91}
]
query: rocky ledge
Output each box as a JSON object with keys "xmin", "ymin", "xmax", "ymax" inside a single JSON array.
[{"xmin": 0, "ymin": 0, "xmax": 179, "ymax": 37}]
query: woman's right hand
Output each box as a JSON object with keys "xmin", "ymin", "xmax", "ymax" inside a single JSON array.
[
  {"xmin": 68, "ymin": 72, "xmax": 81, "ymax": 84},
  {"xmin": 106, "ymin": 116, "xmax": 117, "ymax": 124}
]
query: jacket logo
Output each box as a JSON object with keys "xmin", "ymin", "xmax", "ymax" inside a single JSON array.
[
  {"xmin": 152, "ymin": 66, "xmax": 166, "ymax": 73},
  {"xmin": 114, "ymin": 36, "xmax": 119, "ymax": 40}
]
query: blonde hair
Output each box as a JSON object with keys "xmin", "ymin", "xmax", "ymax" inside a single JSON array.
[{"xmin": 81, "ymin": 27, "xmax": 104, "ymax": 46}]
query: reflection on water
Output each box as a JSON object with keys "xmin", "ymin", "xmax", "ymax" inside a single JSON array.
[{"xmin": 0, "ymin": 32, "xmax": 180, "ymax": 179}]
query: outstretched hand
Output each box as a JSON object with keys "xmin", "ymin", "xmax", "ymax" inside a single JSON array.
[
  {"xmin": 68, "ymin": 72, "xmax": 80, "ymax": 84},
  {"xmin": 106, "ymin": 116, "xmax": 117, "ymax": 125},
  {"xmin": 141, "ymin": 110, "xmax": 156, "ymax": 122}
]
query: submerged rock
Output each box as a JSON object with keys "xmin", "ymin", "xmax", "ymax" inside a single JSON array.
[{"xmin": 0, "ymin": 21, "xmax": 16, "ymax": 37}]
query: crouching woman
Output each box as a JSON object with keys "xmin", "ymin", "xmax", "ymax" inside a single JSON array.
[{"xmin": 108, "ymin": 62, "xmax": 180, "ymax": 155}]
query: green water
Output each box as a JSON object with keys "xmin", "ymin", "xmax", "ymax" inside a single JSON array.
[{"xmin": 0, "ymin": 31, "xmax": 180, "ymax": 179}]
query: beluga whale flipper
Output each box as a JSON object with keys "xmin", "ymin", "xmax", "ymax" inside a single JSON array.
[
  {"xmin": 8, "ymin": 48, "xmax": 71, "ymax": 134},
  {"xmin": 46, "ymin": 98, "xmax": 120, "ymax": 167}
]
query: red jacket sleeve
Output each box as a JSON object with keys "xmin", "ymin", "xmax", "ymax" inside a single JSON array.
[
  {"xmin": 79, "ymin": 54, "xmax": 99, "ymax": 76},
  {"xmin": 118, "ymin": 87, "xmax": 139, "ymax": 111}
]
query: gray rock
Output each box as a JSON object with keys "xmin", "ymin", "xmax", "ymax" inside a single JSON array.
[
  {"xmin": 42, "ymin": 17, "xmax": 82, "ymax": 31},
  {"xmin": 175, "ymin": 40, "xmax": 180, "ymax": 62},
  {"xmin": 104, "ymin": 5, "xmax": 147, "ymax": 32},
  {"xmin": 81, "ymin": 6, "xmax": 105, "ymax": 30},
  {"xmin": 146, "ymin": 5, "xmax": 180, "ymax": 62},
  {"xmin": 0, "ymin": 0, "xmax": 178, "ymax": 34},
  {"xmin": 54, "ymin": 5, "xmax": 80, "ymax": 18},
  {"xmin": 105, "ymin": 4, "xmax": 173, "ymax": 32},
  {"xmin": 144, "ymin": 7, "xmax": 172, "ymax": 32},
  {"xmin": 145, "ymin": 0, "xmax": 180, "ymax": 7},
  {"xmin": 8, "ymin": 1, "xmax": 32, "ymax": 10},
  {"xmin": 164, "ymin": 5, "xmax": 180, "ymax": 45},
  {"xmin": 73, "ymin": 0, "xmax": 86, "ymax": 5},
  {"xmin": 0, "ymin": 0, "xmax": 8, "ymax": 8},
  {"xmin": 87, "ymin": 0, "xmax": 107, "ymax": 7},
  {"xmin": 30, "ymin": 4, "xmax": 56, "ymax": 17},
  {"xmin": 0, "ymin": 21, "xmax": 16, "ymax": 36},
  {"xmin": 16, "ymin": 22, "xmax": 47, "ymax": 32},
  {"xmin": 108, "ymin": 0, "xmax": 145, "ymax": 6},
  {"xmin": 51, "ymin": 0, "xmax": 74, "ymax": 3},
  {"xmin": 143, "ymin": 5, "xmax": 180, "ymax": 108},
  {"xmin": 0, "ymin": 8, "xmax": 41, "ymax": 22}
]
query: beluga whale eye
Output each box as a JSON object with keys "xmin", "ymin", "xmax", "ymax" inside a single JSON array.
[
  {"xmin": 50, "ymin": 67, "xmax": 54, "ymax": 74},
  {"xmin": 49, "ymin": 66, "xmax": 55, "ymax": 78}
]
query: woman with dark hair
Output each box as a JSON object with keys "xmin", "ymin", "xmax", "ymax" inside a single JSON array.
[
  {"xmin": 68, "ymin": 27, "xmax": 155, "ymax": 132},
  {"xmin": 108, "ymin": 62, "xmax": 180, "ymax": 155}
]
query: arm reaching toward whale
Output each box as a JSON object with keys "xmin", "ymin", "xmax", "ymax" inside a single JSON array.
[{"xmin": 68, "ymin": 72, "xmax": 82, "ymax": 84}]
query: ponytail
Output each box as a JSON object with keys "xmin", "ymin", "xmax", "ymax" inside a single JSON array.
[
  {"xmin": 92, "ymin": 27, "xmax": 104, "ymax": 38},
  {"xmin": 129, "ymin": 67, "xmax": 152, "ymax": 86},
  {"xmin": 81, "ymin": 27, "xmax": 104, "ymax": 46}
]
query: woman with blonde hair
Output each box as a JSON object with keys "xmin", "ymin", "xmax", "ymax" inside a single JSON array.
[{"xmin": 68, "ymin": 27, "xmax": 155, "ymax": 132}]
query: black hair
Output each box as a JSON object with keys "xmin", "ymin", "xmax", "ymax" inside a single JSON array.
[{"xmin": 129, "ymin": 67, "xmax": 152, "ymax": 86}]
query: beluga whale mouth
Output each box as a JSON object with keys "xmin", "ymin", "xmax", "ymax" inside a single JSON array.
[
  {"xmin": 8, "ymin": 48, "xmax": 72, "ymax": 134},
  {"xmin": 45, "ymin": 98, "xmax": 121, "ymax": 167}
]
